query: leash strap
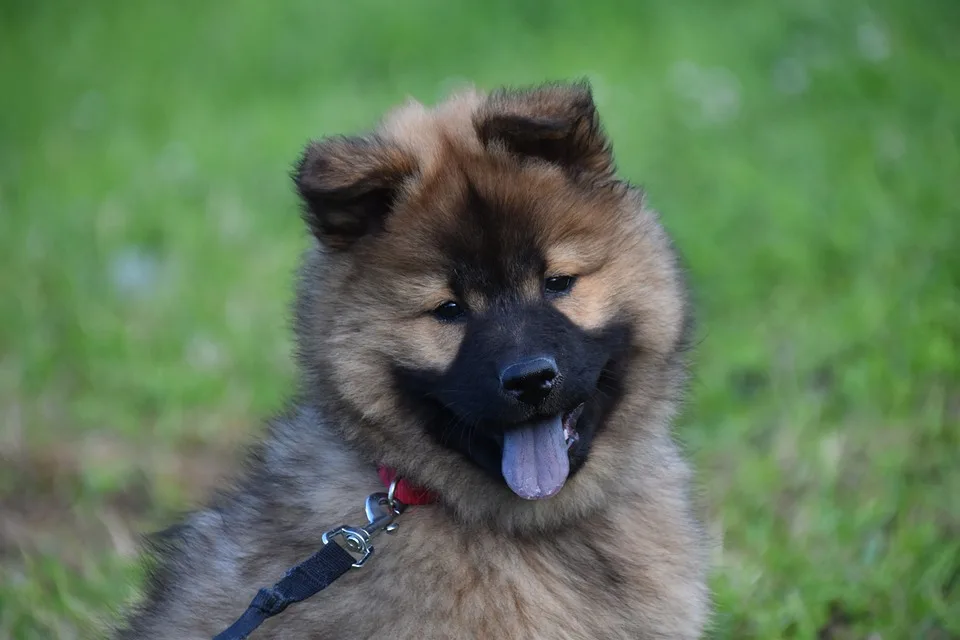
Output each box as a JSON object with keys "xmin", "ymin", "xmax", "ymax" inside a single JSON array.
[
  {"xmin": 212, "ymin": 487, "xmax": 408, "ymax": 639},
  {"xmin": 212, "ymin": 541, "xmax": 355, "ymax": 640}
]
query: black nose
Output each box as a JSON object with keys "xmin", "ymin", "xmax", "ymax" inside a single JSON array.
[{"xmin": 500, "ymin": 357, "xmax": 559, "ymax": 405}]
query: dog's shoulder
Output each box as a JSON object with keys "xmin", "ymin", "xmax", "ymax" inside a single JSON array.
[{"xmin": 114, "ymin": 403, "xmax": 376, "ymax": 639}]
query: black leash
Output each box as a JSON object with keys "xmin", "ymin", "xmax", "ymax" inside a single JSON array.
[
  {"xmin": 213, "ymin": 488, "xmax": 406, "ymax": 640},
  {"xmin": 212, "ymin": 542, "xmax": 354, "ymax": 640}
]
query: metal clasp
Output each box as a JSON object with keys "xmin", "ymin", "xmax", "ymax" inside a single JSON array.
[{"xmin": 321, "ymin": 484, "xmax": 405, "ymax": 569}]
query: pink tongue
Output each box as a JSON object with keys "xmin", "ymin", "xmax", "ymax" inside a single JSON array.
[{"xmin": 501, "ymin": 416, "xmax": 570, "ymax": 500}]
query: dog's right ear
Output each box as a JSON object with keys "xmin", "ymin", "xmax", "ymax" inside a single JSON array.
[{"xmin": 294, "ymin": 136, "xmax": 416, "ymax": 250}]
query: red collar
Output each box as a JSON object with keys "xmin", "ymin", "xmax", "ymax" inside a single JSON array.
[{"xmin": 377, "ymin": 466, "xmax": 438, "ymax": 506}]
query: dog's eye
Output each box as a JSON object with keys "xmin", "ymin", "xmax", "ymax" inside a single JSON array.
[
  {"xmin": 434, "ymin": 301, "xmax": 466, "ymax": 322},
  {"xmin": 544, "ymin": 275, "xmax": 576, "ymax": 295}
]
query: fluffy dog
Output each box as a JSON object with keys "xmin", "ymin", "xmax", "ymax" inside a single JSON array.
[{"xmin": 117, "ymin": 81, "xmax": 710, "ymax": 639}]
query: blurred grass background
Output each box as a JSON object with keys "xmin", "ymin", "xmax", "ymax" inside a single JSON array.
[{"xmin": 1, "ymin": 0, "xmax": 958, "ymax": 637}]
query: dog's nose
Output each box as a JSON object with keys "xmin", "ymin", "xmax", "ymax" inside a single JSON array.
[{"xmin": 500, "ymin": 357, "xmax": 559, "ymax": 405}]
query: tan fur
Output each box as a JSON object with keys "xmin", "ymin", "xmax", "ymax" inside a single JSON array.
[{"xmin": 118, "ymin": 82, "xmax": 710, "ymax": 639}]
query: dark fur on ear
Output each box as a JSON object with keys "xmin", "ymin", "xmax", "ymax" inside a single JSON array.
[
  {"xmin": 293, "ymin": 135, "xmax": 416, "ymax": 249},
  {"xmin": 476, "ymin": 81, "xmax": 614, "ymax": 178}
]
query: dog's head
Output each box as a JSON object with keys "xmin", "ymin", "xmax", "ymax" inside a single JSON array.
[{"xmin": 294, "ymin": 82, "xmax": 691, "ymax": 531}]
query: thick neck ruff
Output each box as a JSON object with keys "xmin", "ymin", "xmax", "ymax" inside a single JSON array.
[{"xmin": 377, "ymin": 465, "xmax": 439, "ymax": 506}]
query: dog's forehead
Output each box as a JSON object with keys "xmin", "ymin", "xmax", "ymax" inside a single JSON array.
[
  {"xmin": 377, "ymin": 128, "xmax": 620, "ymax": 304},
  {"xmin": 440, "ymin": 184, "xmax": 546, "ymax": 300},
  {"xmin": 385, "ymin": 179, "xmax": 544, "ymax": 302}
]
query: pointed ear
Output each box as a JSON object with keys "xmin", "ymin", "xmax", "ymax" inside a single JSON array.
[
  {"xmin": 293, "ymin": 135, "xmax": 416, "ymax": 249},
  {"xmin": 475, "ymin": 82, "xmax": 613, "ymax": 178}
]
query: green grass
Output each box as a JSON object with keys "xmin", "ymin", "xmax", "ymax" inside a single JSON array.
[{"xmin": 1, "ymin": 0, "xmax": 958, "ymax": 637}]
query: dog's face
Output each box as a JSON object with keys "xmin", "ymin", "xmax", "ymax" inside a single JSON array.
[
  {"xmin": 388, "ymin": 181, "xmax": 635, "ymax": 501},
  {"xmin": 294, "ymin": 84, "xmax": 689, "ymax": 523}
]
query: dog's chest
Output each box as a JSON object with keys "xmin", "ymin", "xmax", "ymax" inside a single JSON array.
[{"xmin": 272, "ymin": 512, "xmax": 638, "ymax": 639}]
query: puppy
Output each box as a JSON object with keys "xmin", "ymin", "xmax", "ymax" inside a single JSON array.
[{"xmin": 117, "ymin": 81, "xmax": 710, "ymax": 639}]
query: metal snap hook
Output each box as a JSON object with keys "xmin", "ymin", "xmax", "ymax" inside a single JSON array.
[
  {"xmin": 387, "ymin": 478, "xmax": 399, "ymax": 509},
  {"xmin": 323, "ymin": 486, "xmax": 407, "ymax": 569}
]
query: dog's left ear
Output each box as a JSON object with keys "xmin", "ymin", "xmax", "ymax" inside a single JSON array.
[{"xmin": 476, "ymin": 82, "xmax": 613, "ymax": 178}]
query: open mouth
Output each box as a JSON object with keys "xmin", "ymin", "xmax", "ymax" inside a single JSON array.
[
  {"xmin": 563, "ymin": 404, "xmax": 584, "ymax": 448},
  {"xmin": 501, "ymin": 403, "xmax": 585, "ymax": 501}
]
